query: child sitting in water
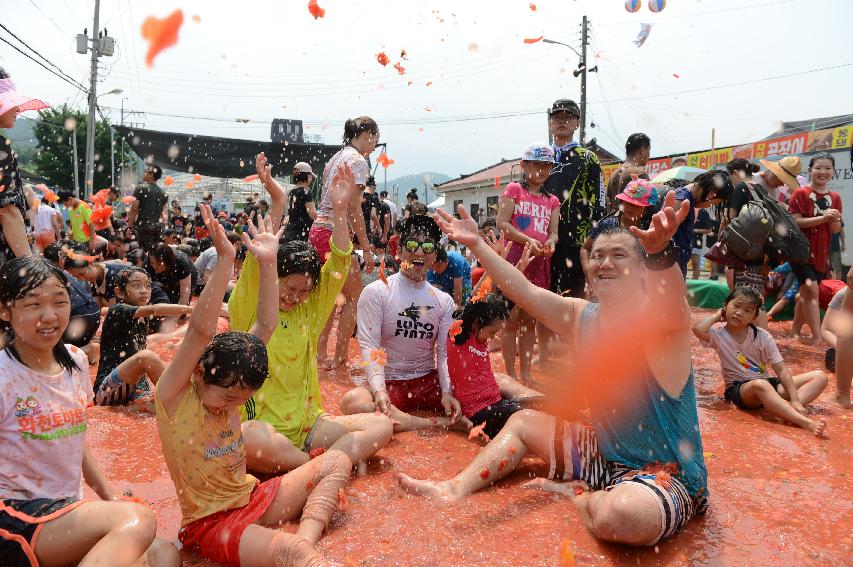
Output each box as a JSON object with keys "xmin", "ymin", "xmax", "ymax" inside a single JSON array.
[
  {"xmin": 156, "ymin": 205, "xmax": 351, "ymax": 567},
  {"xmin": 448, "ymin": 292, "xmax": 541, "ymax": 439},
  {"xmin": 693, "ymin": 288, "xmax": 829, "ymax": 436},
  {"xmin": 94, "ymin": 266, "xmax": 195, "ymax": 406},
  {"xmin": 0, "ymin": 256, "xmax": 178, "ymax": 566}
]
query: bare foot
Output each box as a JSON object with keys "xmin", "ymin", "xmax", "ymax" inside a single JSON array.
[
  {"xmin": 809, "ymin": 418, "xmax": 829, "ymax": 438},
  {"xmin": 835, "ymin": 394, "xmax": 852, "ymax": 409},
  {"xmin": 397, "ymin": 473, "xmax": 461, "ymax": 503}
]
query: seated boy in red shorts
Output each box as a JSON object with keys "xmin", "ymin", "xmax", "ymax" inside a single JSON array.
[{"xmin": 340, "ymin": 215, "xmax": 469, "ymax": 431}]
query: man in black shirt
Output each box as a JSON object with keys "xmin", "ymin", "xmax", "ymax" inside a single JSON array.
[
  {"xmin": 284, "ymin": 161, "xmax": 317, "ymax": 241},
  {"xmin": 542, "ymin": 98, "xmax": 605, "ymax": 298},
  {"xmin": 129, "ymin": 165, "xmax": 168, "ymax": 252},
  {"xmin": 362, "ymin": 175, "xmax": 382, "ymax": 239}
]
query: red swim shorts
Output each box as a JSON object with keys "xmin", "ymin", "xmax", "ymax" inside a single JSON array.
[
  {"xmin": 308, "ymin": 225, "xmax": 333, "ymax": 264},
  {"xmin": 386, "ymin": 370, "xmax": 444, "ymax": 413},
  {"xmin": 178, "ymin": 477, "xmax": 281, "ymax": 567}
]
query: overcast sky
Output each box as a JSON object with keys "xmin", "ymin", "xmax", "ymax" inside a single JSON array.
[{"xmin": 2, "ymin": 0, "xmax": 852, "ymax": 180}]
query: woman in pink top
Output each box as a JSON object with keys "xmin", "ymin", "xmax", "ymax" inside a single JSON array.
[
  {"xmin": 447, "ymin": 293, "xmax": 541, "ymax": 439},
  {"xmin": 496, "ymin": 144, "xmax": 560, "ymax": 383}
]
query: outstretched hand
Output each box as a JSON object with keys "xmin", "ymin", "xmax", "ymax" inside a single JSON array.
[
  {"xmin": 629, "ymin": 190, "xmax": 690, "ymax": 254},
  {"xmin": 434, "ymin": 205, "xmax": 481, "ymax": 249},
  {"xmin": 200, "ymin": 205, "xmax": 235, "ymax": 261},
  {"xmin": 255, "ymin": 152, "xmax": 285, "ymax": 203},
  {"xmin": 241, "ymin": 214, "xmax": 284, "ymax": 264}
]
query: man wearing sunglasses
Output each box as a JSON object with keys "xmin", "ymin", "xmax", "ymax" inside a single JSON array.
[{"xmin": 341, "ymin": 215, "xmax": 467, "ymax": 431}]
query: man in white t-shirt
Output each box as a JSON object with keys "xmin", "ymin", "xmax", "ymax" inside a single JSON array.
[
  {"xmin": 30, "ymin": 194, "xmax": 62, "ymax": 254},
  {"xmin": 340, "ymin": 215, "xmax": 467, "ymax": 431}
]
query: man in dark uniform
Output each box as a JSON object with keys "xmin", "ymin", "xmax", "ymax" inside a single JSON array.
[{"xmin": 542, "ymin": 99, "xmax": 605, "ymax": 298}]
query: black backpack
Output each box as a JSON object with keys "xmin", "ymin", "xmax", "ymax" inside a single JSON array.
[
  {"xmin": 720, "ymin": 200, "xmax": 773, "ymax": 261},
  {"xmin": 747, "ymin": 184, "xmax": 811, "ymax": 264}
]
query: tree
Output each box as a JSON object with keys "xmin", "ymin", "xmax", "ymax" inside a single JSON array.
[{"xmin": 30, "ymin": 104, "xmax": 134, "ymax": 197}]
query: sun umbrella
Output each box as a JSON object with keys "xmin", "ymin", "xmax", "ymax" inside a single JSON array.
[{"xmin": 650, "ymin": 166, "xmax": 706, "ymax": 184}]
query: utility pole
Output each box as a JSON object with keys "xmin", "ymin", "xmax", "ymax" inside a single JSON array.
[
  {"xmin": 542, "ymin": 18, "xmax": 597, "ymax": 146},
  {"xmin": 579, "ymin": 15, "xmax": 589, "ymax": 146},
  {"xmin": 83, "ymin": 0, "xmax": 101, "ymax": 199},
  {"xmin": 77, "ymin": 0, "xmax": 115, "ymax": 198},
  {"xmin": 70, "ymin": 130, "xmax": 79, "ymax": 196}
]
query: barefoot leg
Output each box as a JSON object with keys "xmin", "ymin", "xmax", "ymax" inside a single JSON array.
[
  {"xmin": 397, "ymin": 409, "xmax": 556, "ymax": 501},
  {"xmin": 242, "ymin": 420, "xmax": 309, "ymax": 474},
  {"xmin": 776, "ymin": 370, "xmax": 829, "ymax": 405},
  {"xmin": 495, "ymin": 372, "xmax": 542, "ymax": 399},
  {"xmin": 739, "ymin": 379, "xmax": 823, "ymax": 434}
]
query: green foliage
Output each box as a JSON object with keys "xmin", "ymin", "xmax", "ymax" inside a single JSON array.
[{"xmin": 30, "ymin": 104, "xmax": 134, "ymax": 196}]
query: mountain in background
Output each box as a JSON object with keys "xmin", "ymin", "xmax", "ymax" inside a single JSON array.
[
  {"xmin": 0, "ymin": 116, "xmax": 38, "ymax": 167},
  {"xmin": 379, "ymin": 171, "xmax": 451, "ymax": 206}
]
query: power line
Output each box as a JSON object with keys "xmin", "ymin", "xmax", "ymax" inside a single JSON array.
[
  {"xmin": 0, "ymin": 23, "xmax": 88, "ymax": 92},
  {"xmin": 0, "ymin": 35, "xmax": 87, "ymax": 94}
]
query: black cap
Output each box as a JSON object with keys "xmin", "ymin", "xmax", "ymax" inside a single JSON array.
[
  {"xmin": 401, "ymin": 214, "xmax": 441, "ymax": 243},
  {"xmin": 548, "ymin": 99, "xmax": 580, "ymax": 118}
]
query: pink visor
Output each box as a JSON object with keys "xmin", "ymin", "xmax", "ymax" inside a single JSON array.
[{"xmin": 0, "ymin": 78, "xmax": 49, "ymax": 114}]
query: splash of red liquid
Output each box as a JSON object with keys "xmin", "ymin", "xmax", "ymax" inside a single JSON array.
[
  {"xmin": 376, "ymin": 52, "xmax": 390, "ymax": 66},
  {"xmin": 141, "ymin": 10, "xmax": 184, "ymax": 68},
  {"xmin": 308, "ymin": 0, "xmax": 326, "ymax": 19},
  {"xmin": 524, "ymin": 36, "xmax": 544, "ymax": 44}
]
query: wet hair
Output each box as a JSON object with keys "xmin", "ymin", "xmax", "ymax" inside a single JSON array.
[
  {"xmin": 726, "ymin": 158, "xmax": 760, "ymax": 177},
  {"xmin": 723, "ymin": 288, "xmax": 762, "ymax": 338},
  {"xmin": 198, "ymin": 237, "xmax": 212, "ymax": 252},
  {"xmin": 342, "ymin": 116, "xmax": 378, "ymax": 146},
  {"xmin": 0, "ymin": 257, "xmax": 80, "ymax": 373},
  {"xmin": 43, "ymin": 242, "xmax": 63, "ymax": 264},
  {"xmin": 407, "ymin": 189, "xmax": 419, "ymax": 201},
  {"xmin": 277, "ymin": 241, "xmax": 321, "ymax": 283},
  {"xmin": 401, "ymin": 214, "xmax": 441, "ymax": 243},
  {"xmin": 453, "ymin": 292, "xmax": 512, "ymax": 346},
  {"xmin": 114, "ymin": 265, "xmax": 150, "ymax": 296},
  {"xmin": 199, "ymin": 331, "xmax": 268, "ymax": 389},
  {"xmin": 808, "ymin": 152, "xmax": 835, "ymax": 169},
  {"xmin": 148, "ymin": 243, "xmax": 176, "ymax": 269},
  {"xmin": 693, "ymin": 170, "xmax": 733, "ymax": 203},
  {"xmin": 590, "ymin": 226, "xmax": 644, "ymax": 257},
  {"xmin": 625, "ymin": 133, "xmax": 651, "ymax": 156},
  {"xmin": 435, "ymin": 247, "xmax": 448, "ymax": 263},
  {"xmin": 64, "ymin": 256, "xmax": 93, "ymax": 270},
  {"xmin": 379, "ymin": 190, "xmax": 388, "ymax": 198},
  {"xmin": 479, "ymin": 218, "xmax": 497, "ymax": 231},
  {"xmin": 57, "ymin": 190, "xmax": 75, "ymax": 203},
  {"xmin": 146, "ymin": 164, "xmax": 163, "ymax": 180}
]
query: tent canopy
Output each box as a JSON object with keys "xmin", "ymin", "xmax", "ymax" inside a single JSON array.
[{"xmin": 115, "ymin": 126, "xmax": 341, "ymax": 179}]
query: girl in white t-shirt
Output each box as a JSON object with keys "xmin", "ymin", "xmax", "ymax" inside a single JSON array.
[
  {"xmin": 0, "ymin": 256, "xmax": 178, "ymax": 566},
  {"xmin": 692, "ymin": 287, "xmax": 828, "ymax": 437}
]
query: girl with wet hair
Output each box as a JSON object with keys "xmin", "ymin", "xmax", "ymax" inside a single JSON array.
[
  {"xmin": 156, "ymin": 206, "xmax": 352, "ymax": 567},
  {"xmin": 0, "ymin": 256, "xmax": 180, "ymax": 566},
  {"xmin": 693, "ymin": 287, "xmax": 828, "ymax": 436},
  {"xmin": 233, "ymin": 156, "xmax": 392, "ymax": 477},
  {"xmin": 448, "ymin": 293, "xmax": 541, "ymax": 439}
]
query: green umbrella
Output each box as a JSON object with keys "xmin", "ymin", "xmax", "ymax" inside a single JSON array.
[{"xmin": 650, "ymin": 166, "xmax": 707, "ymax": 184}]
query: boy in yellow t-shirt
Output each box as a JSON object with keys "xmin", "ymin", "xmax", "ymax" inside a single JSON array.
[
  {"xmin": 156, "ymin": 204, "xmax": 352, "ymax": 567},
  {"xmin": 229, "ymin": 153, "xmax": 392, "ymax": 475}
]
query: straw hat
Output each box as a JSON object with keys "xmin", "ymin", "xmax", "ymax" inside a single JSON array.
[{"xmin": 760, "ymin": 156, "xmax": 801, "ymax": 192}]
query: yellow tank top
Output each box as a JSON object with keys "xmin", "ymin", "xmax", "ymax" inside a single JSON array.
[{"xmin": 155, "ymin": 381, "xmax": 258, "ymax": 526}]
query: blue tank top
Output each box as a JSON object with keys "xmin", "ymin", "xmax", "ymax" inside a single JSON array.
[{"xmin": 581, "ymin": 303, "xmax": 708, "ymax": 497}]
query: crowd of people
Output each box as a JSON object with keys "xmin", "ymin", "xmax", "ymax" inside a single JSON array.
[{"xmin": 1, "ymin": 67, "xmax": 850, "ymax": 566}]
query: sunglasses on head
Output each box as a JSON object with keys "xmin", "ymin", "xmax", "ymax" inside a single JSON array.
[{"xmin": 404, "ymin": 239, "xmax": 436, "ymax": 254}]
